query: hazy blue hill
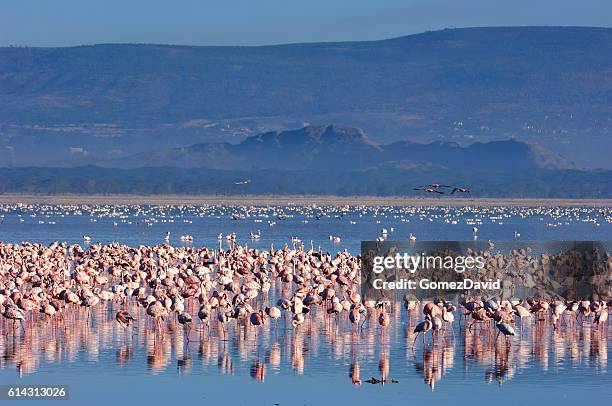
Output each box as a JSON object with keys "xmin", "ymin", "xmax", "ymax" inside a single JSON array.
[
  {"xmin": 0, "ymin": 27, "xmax": 611, "ymax": 168},
  {"xmin": 382, "ymin": 139, "xmax": 573, "ymax": 172},
  {"xmin": 2, "ymin": 27, "xmax": 609, "ymax": 124}
]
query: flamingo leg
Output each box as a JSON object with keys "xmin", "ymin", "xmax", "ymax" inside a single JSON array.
[{"xmin": 359, "ymin": 317, "xmax": 366, "ymax": 331}]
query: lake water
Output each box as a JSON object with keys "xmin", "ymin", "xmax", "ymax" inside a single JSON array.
[
  {"xmin": 1, "ymin": 204, "xmax": 610, "ymax": 251},
  {"xmin": 0, "ymin": 203, "xmax": 610, "ymax": 405}
]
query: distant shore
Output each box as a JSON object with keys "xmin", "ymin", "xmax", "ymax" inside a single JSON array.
[{"xmin": 0, "ymin": 194, "xmax": 610, "ymax": 207}]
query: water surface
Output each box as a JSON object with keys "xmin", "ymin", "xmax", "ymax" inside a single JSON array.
[{"xmin": 0, "ymin": 203, "xmax": 610, "ymax": 405}]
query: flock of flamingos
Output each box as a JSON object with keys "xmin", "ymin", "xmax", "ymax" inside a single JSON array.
[
  {"xmin": 0, "ymin": 203, "xmax": 608, "ymax": 395},
  {"xmin": 1, "ymin": 239, "xmax": 609, "ymax": 349}
]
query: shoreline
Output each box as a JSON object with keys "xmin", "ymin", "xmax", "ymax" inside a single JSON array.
[{"xmin": 0, "ymin": 194, "xmax": 610, "ymax": 207}]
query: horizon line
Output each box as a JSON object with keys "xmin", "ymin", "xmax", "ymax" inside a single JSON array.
[{"xmin": 1, "ymin": 25, "xmax": 610, "ymax": 49}]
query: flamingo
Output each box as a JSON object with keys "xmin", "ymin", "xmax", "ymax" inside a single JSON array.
[
  {"xmin": 423, "ymin": 302, "xmax": 442, "ymax": 318},
  {"xmin": 348, "ymin": 307, "xmax": 361, "ymax": 331},
  {"xmin": 197, "ymin": 304, "xmax": 210, "ymax": 331},
  {"xmin": 469, "ymin": 308, "xmax": 490, "ymax": 333},
  {"xmin": 292, "ymin": 313, "xmax": 305, "ymax": 330},
  {"xmin": 115, "ymin": 310, "xmax": 136, "ymax": 339},
  {"xmin": 413, "ymin": 187, "xmax": 444, "ymax": 194},
  {"xmin": 451, "ymin": 187, "xmax": 470, "ymax": 195},
  {"xmin": 404, "ymin": 297, "xmax": 419, "ymax": 313},
  {"xmin": 2, "ymin": 305, "xmax": 26, "ymax": 331},
  {"xmin": 431, "ymin": 316, "xmax": 443, "ymax": 344},
  {"xmin": 217, "ymin": 307, "xmax": 232, "ymax": 335},
  {"xmin": 513, "ymin": 304, "xmax": 531, "ymax": 332},
  {"xmin": 265, "ymin": 306, "xmax": 281, "ymax": 330},
  {"xmin": 146, "ymin": 301, "xmax": 167, "ymax": 332},
  {"xmin": 249, "ymin": 310, "xmax": 267, "ymax": 337},
  {"xmin": 378, "ymin": 305, "xmax": 390, "ymax": 329},
  {"xmin": 594, "ymin": 309, "xmax": 608, "ymax": 329},
  {"xmin": 413, "ymin": 315, "xmax": 433, "ymax": 347},
  {"xmin": 177, "ymin": 311, "xmax": 193, "ymax": 342},
  {"xmin": 81, "ymin": 294, "xmax": 100, "ymax": 323},
  {"xmin": 552, "ymin": 302, "xmax": 567, "ymax": 330},
  {"xmin": 327, "ymin": 299, "xmax": 344, "ymax": 320},
  {"xmin": 495, "ymin": 321, "xmax": 516, "ymax": 345},
  {"xmin": 441, "ymin": 306, "xmax": 455, "ymax": 335},
  {"xmin": 40, "ymin": 302, "xmax": 57, "ymax": 319}
]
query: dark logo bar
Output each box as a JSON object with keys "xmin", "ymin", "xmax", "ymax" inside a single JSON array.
[{"xmin": 361, "ymin": 241, "xmax": 611, "ymax": 302}]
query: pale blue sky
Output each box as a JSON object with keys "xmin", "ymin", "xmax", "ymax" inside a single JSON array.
[{"xmin": 1, "ymin": 0, "xmax": 610, "ymax": 46}]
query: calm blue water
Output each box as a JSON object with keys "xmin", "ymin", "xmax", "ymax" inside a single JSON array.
[{"xmin": 0, "ymin": 204, "xmax": 610, "ymax": 405}]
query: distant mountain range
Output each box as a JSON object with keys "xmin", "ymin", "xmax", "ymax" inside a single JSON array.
[
  {"xmin": 1, "ymin": 26, "xmax": 611, "ymax": 169},
  {"xmin": 117, "ymin": 125, "xmax": 574, "ymax": 172},
  {"xmin": 0, "ymin": 124, "xmax": 608, "ymax": 198}
]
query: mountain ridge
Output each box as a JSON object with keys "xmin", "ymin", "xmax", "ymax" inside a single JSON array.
[{"xmin": 113, "ymin": 125, "xmax": 573, "ymax": 172}]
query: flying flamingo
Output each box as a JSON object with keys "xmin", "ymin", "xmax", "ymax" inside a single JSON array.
[
  {"xmin": 414, "ymin": 187, "xmax": 444, "ymax": 194},
  {"xmin": 422, "ymin": 184, "xmax": 450, "ymax": 189},
  {"xmin": 451, "ymin": 187, "xmax": 470, "ymax": 195}
]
